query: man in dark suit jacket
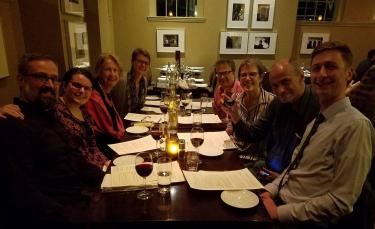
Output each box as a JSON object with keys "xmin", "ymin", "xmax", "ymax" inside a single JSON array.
[{"xmin": 0, "ymin": 53, "xmax": 104, "ymax": 226}]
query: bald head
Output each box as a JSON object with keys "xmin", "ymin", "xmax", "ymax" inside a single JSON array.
[{"xmin": 269, "ymin": 59, "xmax": 305, "ymax": 103}]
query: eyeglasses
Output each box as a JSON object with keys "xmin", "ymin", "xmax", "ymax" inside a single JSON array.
[
  {"xmin": 240, "ymin": 72, "xmax": 259, "ymax": 78},
  {"xmin": 215, "ymin": 70, "xmax": 232, "ymax": 78},
  {"xmin": 24, "ymin": 72, "xmax": 58, "ymax": 84},
  {"xmin": 69, "ymin": 81, "xmax": 93, "ymax": 92}
]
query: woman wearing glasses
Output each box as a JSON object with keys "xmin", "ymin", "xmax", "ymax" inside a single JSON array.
[
  {"xmin": 86, "ymin": 53, "xmax": 125, "ymax": 159},
  {"xmin": 55, "ymin": 67, "xmax": 110, "ymax": 169},
  {"xmin": 212, "ymin": 59, "xmax": 243, "ymax": 120},
  {"xmin": 225, "ymin": 59, "xmax": 274, "ymax": 157},
  {"xmin": 111, "ymin": 48, "xmax": 151, "ymax": 119}
]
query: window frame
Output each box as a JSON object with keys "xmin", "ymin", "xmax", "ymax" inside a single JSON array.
[
  {"xmin": 148, "ymin": 0, "xmax": 206, "ymax": 22},
  {"xmin": 296, "ymin": 0, "xmax": 338, "ymax": 22}
]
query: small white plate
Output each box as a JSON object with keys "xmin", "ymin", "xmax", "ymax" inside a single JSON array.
[
  {"xmin": 221, "ymin": 190, "xmax": 259, "ymax": 209},
  {"xmin": 113, "ymin": 155, "xmax": 136, "ymax": 166},
  {"xmin": 198, "ymin": 150, "xmax": 223, "ymax": 157},
  {"xmin": 146, "ymin": 95, "xmax": 160, "ymax": 100},
  {"xmin": 126, "ymin": 126, "xmax": 149, "ymax": 134},
  {"xmin": 189, "ymin": 66, "xmax": 205, "ymax": 70}
]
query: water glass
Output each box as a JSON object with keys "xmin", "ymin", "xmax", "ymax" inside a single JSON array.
[
  {"xmin": 200, "ymin": 93, "xmax": 208, "ymax": 113},
  {"xmin": 192, "ymin": 110, "xmax": 202, "ymax": 126},
  {"xmin": 157, "ymin": 157, "xmax": 172, "ymax": 195},
  {"xmin": 184, "ymin": 151, "xmax": 199, "ymax": 171}
]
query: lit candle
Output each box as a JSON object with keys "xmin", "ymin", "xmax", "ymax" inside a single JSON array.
[{"xmin": 166, "ymin": 139, "xmax": 179, "ymax": 160}]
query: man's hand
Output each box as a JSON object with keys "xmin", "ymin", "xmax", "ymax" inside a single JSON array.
[
  {"xmin": 0, "ymin": 104, "xmax": 24, "ymax": 119},
  {"xmin": 260, "ymin": 191, "xmax": 278, "ymax": 220},
  {"xmin": 258, "ymin": 167, "xmax": 280, "ymax": 183}
]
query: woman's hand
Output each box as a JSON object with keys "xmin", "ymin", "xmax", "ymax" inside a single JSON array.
[{"xmin": 221, "ymin": 93, "xmax": 241, "ymax": 123}]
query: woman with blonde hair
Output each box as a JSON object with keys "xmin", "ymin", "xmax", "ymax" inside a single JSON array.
[{"xmin": 86, "ymin": 53, "xmax": 125, "ymax": 159}]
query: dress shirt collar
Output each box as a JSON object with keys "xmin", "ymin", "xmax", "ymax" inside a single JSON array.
[{"xmin": 320, "ymin": 97, "xmax": 351, "ymax": 121}]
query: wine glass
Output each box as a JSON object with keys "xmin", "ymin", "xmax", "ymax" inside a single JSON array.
[
  {"xmin": 190, "ymin": 126, "xmax": 204, "ymax": 164},
  {"xmin": 160, "ymin": 97, "xmax": 169, "ymax": 123},
  {"xmin": 135, "ymin": 152, "xmax": 154, "ymax": 200},
  {"xmin": 223, "ymin": 96, "xmax": 235, "ymax": 123},
  {"xmin": 151, "ymin": 123, "xmax": 163, "ymax": 158},
  {"xmin": 181, "ymin": 92, "xmax": 189, "ymax": 116}
]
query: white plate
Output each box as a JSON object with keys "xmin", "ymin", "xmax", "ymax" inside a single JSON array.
[
  {"xmin": 145, "ymin": 95, "xmax": 160, "ymax": 100},
  {"xmin": 194, "ymin": 78, "xmax": 204, "ymax": 82},
  {"xmin": 113, "ymin": 155, "xmax": 136, "ymax": 166},
  {"xmin": 221, "ymin": 190, "xmax": 259, "ymax": 209},
  {"xmin": 189, "ymin": 66, "xmax": 205, "ymax": 70},
  {"xmin": 126, "ymin": 126, "xmax": 149, "ymax": 134},
  {"xmin": 198, "ymin": 150, "xmax": 223, "ymax": 157}
]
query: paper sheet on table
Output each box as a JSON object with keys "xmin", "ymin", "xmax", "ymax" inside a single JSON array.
[
  {"xmin": 201, "ymin": 100, "xmax": 213, "ymax": 108},
  {"xmin": 192, "ymin": 83, "xmax": 208, "ymax": 88},
  {"xmin": 108, "ymin": 135, "xmax": 156, "ymax": 155},
  {"xmin": 177, "ymin": 131, "xmax": 236, "ymax": 156},
  {"xmin": 141, "ymin": 106, "xmax": 162, "ymax": 114},
  {"xmin": 144, "ymin": 100, "xmax": 161, "ymax": 106},
  {"xmin": 183, "ymin": 168, "xmax": 263, "ymax": 190},
  {"xmin": 190, "ymin": 101, "xmax": 213, "ymax": 110},
  {"xmin": 101, "ymin": 161, "xmax": 185, "ymax": 191},
  {"xmin": 124, "ymin": 113, "xmax": 162, "ymax": 122},
  {"xmin": 178, "ymin": 114, "xmax": 222, "ymax": 124}
]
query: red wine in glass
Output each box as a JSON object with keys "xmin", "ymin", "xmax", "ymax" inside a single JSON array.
[
  {"xmin": 160, "ymin": 105, "xmax": 168, "ymax": 114},
  {"xmin": 135, "ymin": 163, "xmax": 153, "ymax": 177},
  {"xmin": 182, "ymin": 101, "xmax": 189, "ymax": 107},
  {"xmin": 151, "ymin": 130, "xmax": 162, "ymax": 141},
  {"xmin": 224, "ymin": 98, "xmax": 235, "ymax": 107},
  {"xmin": 135, "ymin": 152, "xmax": 153, "ymax": 200},
  {"xmin": 191, "ymin": 137, "xmax": 204, "ymax": 148}
]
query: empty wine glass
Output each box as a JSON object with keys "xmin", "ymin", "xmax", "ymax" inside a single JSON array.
[
  {"xmin": 135, "ymin": 152, "xmax": 154, "ymax": 200},
  {"xmin": 181, "ymin": 92, "xmax": 190, "ymax": 116},
  {"xmin": 190, "ymin": 126, "xmax": 204, "ymax": 164}
]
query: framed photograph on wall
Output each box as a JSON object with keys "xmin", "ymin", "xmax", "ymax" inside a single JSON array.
[
  {"xmin": 251, "ymin": 0, "xmax": 275, "ymax": 29},
  {"xmin": 248, "ymin": 32, "xmax": 277, "ymax": 54},
  {"xmin": 66, "ymin": 21, "xmax": 90, "ymax": 68},
  {"xmin": 219, "ymin": 31, "xmax": 249, "ymax": 54},
  {"xmin": 300, "ymin": 33, "xmax": 330, "ymax": 54},
  {"xmin": 61, "ymin": 0, "xmax": 84, "ymax": 16},
  {"xmin": 156, "ymin": 29, "xmax": 185, "ymax": 53},
  {"xmin": 226, "ymin": 0, "xmax": 250, "ymax": 29},
  {"xmin": 0, "ymin": 18, "xmax": 9, "ymax": 79}
]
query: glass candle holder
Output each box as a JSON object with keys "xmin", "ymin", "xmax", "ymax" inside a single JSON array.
[{"xmin": 166, "ymin": 131, "xmax": 179, "ymax": 160}]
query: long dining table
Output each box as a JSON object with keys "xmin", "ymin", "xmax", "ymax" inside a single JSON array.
[
  {"xmin": 91, "ymin": 100, "xmax": 274, "ymax": 227},
  {"xmin": 97, "ymin": 150, "xmax": 274, "ymax": 227}
]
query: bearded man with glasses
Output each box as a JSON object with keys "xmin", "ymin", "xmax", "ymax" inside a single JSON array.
[{"xmin": 0, "ymin": 53, "xmax": 104, "ymax": 226}]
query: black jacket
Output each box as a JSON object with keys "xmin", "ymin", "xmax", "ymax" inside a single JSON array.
[{"xmin": 0, "ymin": 99, "xmax": 104, "ymax": 225}]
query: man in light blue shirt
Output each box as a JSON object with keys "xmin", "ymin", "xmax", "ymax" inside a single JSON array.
[{"xmin": 260, "ymin": 41, "xmax": 374, "ymax": 227}]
